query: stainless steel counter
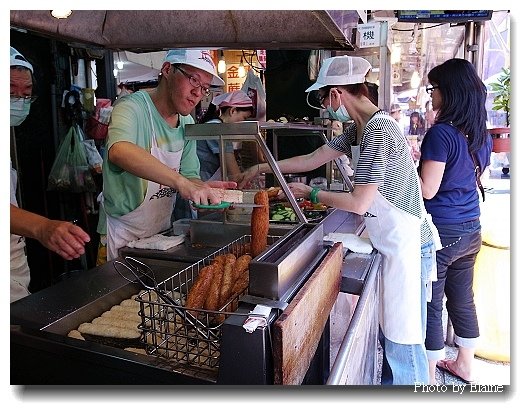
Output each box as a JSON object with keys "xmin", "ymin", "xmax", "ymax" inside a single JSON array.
[{"xmin": 10, "ymin": 208, "xmax": 380, "ymax": 385}]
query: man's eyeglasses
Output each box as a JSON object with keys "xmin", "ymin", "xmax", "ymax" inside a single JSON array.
[
  {"xmin": 426, "ymin": 85, "xmax": 439, "ymax": 95},
  {"xmin": 174, "ymin": 65, "xmax": 211, "ymax": 97},
  {"xmin": 10, "ymin": 95, "xmax": 38, "ymax": 103}
]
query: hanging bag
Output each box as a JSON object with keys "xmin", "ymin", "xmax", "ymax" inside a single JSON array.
[{"xmin": 48, "ymin": 125, "xmax": 97, "ymax": 193}]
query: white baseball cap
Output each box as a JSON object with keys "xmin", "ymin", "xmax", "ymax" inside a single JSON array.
[
  {"xmin": 10, "ymin": 46, "xmax": 33, "ymax": 73},
  {"xmin": 305, "ymin": 55, "xmax": 371, "ymax": 92},
  {"xmin": 164, "ymin": 49, "xmax": 224, "ymax": 86}
]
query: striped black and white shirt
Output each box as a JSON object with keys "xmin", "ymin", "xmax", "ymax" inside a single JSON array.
[{"xmin": 328, "ymin": 111, "xmax": 433, "ymax": 244}]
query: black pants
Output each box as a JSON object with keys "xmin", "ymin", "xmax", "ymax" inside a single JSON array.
[{"xmin": 425, "ymin": 220, "xmax": 482, "ymax": 352}]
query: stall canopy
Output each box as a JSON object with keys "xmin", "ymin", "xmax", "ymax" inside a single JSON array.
[{"xmin": 10, "ymin": 10, "xmax": 363, "ymax": 51}]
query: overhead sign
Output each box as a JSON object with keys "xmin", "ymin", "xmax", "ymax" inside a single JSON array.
[{"xmin": 357, "ymin": 22, "xmax": 381, "ymax": 48}]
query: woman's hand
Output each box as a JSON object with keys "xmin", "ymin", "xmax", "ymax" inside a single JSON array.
[
  {"xmin": 286, "ymin": 182, "xmax": 312, "ymax": 200},
  {"xmin": 206, "ymin": 180, "xmax": 237, "ymax": 190},
  {"xmin": 235, "ymin": 165, "xmax": 260, "ymax": 189}
]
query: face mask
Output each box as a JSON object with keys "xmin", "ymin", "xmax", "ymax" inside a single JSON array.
[
  {"xmin": 10, "ymin": 98, "xmax": 32, "ymax": 126},
  {"xmin": 325, "ymin": 89, "xmax": 351, "ymax": 122},
  {"xmin": 327, "ymin": 104, "xmax": 351, "ymax": 122}
]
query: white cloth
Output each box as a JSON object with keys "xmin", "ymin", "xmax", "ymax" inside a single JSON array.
[
  {"xmin": 323, "ymin": 233, "xmax": 373, "ymax": 254},
  {"xmin": 105, "ymin": 97, "xmax": 181, "ymax": 260},
  {"xmin": 10, "ymin": 160, "xmax": 30, "ymax": 302},
  {"xmin": 127, "ymin": 234, "xmax": 185, "ymax": 251}
]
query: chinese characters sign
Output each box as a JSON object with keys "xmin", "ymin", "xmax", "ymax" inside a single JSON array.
[{"xmin": 358, "ymin": 22, "xmax": 381, "ymax": 48}]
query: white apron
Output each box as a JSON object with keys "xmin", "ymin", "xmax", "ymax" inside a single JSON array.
[
  {"xmin": 105, "ymin": 98, "xmax": 182, "ymax": 261},
  {"xmin": 364, "ymin": 190, "xmax": 423, "ymax": 344},
  {"xmin": 10, "ymin": 163, "xmax": 30, "ymax": 302}
]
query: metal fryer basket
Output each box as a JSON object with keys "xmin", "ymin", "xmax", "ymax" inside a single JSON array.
[{"xmin": 136, "ymin": 234, "xmax": 281, "ymax": 369}]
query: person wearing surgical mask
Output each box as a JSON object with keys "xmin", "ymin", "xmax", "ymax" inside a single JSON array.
[
  {"xmin": 10, "ymin": 46, "xmax": 91, "ymax": 303},
  {"xmin": 237, "ymin": 55, "xmax": 440, "ymax": 385}
]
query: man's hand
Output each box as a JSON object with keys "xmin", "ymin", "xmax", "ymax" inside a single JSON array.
[{"xmin": 36, "ymin": 220, "xmax": 91, "ymax": 260}]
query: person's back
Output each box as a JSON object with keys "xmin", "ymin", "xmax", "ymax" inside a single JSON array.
[{"xmin": 419, "ymin": 57, "xmax": 492, "ymax": 384}]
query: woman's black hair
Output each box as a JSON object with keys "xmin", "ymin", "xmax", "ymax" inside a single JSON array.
[
  {"xmin": 427, "ymin": 58, "xmax": 488, "ymax": 152},
  {"xmin": 200, "ymin": 104, "xmax": 254, "ymax": 123}
]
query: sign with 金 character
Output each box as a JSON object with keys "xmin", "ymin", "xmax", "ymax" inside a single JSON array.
[{"xmin": 225, "ymin": 64, "xmax": 247, "ymax": 92}]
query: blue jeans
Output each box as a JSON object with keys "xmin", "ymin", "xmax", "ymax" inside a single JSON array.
[
  {"xmin": 380, "ymin": 330, "xmax": 429, "ymax": 385},
  {"xmin": 425, "ymin": 220, "xmax": 481, "ymax": 358}
]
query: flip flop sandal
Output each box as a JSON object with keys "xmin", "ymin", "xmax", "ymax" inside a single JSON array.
[{"xmin": 436, "ymin": 359, "xmax": 475, "ymax": 384}]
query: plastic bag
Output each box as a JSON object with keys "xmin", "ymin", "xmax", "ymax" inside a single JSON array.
[
  {"xmin": 241, "ymin": 71, "xmax": 266, "ymax": 121},
  {"xmin": 76, "ymin": 126, "xmax": 103, "ymax": 173},
  {"xmin": 82, "ymin": 140, "xmax": 103, "ymax": 174},
  {"xmin": 48, "ymin": 126, "xmax": 97, "ymax": 192}
]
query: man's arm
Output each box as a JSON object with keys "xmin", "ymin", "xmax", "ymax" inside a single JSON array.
[{"xmin": 11, "ymin": 205, "xmax": 91, "ymax": 260}]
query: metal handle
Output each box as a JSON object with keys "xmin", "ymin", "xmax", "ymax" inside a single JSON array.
[
  {"xmin": 116, "ymin": 258, "xmax": 221, "ymax": 347},
  {"xmin": 192, "ymin": 201, "xmax": 231, "ymax": 210}
]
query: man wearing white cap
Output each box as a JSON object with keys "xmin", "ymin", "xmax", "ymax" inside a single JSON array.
[
  {"xmin": 238, "ymin": 55, "xmax": 439, "ymax": 385},
  {"xmin": 172, "ymin": 90, "xmax": 254, "ymax": 220},
  {"xmin": 10, "ymin": 46, "xmax": 91, "ymax": 302},
  {"xmin": 98, "ymin": 49, "xmax": 236, "ymax": 261}
]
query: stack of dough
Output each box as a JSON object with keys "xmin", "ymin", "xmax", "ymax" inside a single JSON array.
[{"xmin": 68, "ymin": 295, "xmax": 144, "ymax": 349}]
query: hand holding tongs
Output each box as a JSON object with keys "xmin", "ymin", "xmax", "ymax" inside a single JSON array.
[
  {"xmin": 113, "ymin": 257, "xmax": 219, "ymax": 344},
  {"xmin": 191, "ymin": 201, "xmax": 262, "ymax": 210}
]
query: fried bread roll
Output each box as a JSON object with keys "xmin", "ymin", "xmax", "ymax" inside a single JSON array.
[
  {"xmin": 218, "ymin": 254, "xmax": 237, "ymax": 307},
  {"xmin": 226, "ymin": 255, "xmax": 252, "ymax": 301},
  {"xmin": 251, "ymin": 190, "xmax": 269, "ymax": 257},
  {"xmin": 231, "ymin": 269, "xmax": 249, "ymax": 296},
  {"xmin": 185, "ymin": 264, "xmax": 215, "ymax": 310},
  {"xmin": 204, "ymin": 255, "xmax": 227, "ymax": 310}
]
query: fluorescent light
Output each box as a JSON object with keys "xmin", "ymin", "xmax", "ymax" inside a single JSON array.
[
  {"xmin": 51, "ymin": 10, "xmax": 72, "ymax": 19},
  {"xmin": 116, "ymin": 61, "xmax": 124, "ymax": 70}
]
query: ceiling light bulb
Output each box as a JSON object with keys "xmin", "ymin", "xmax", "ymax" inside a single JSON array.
[
  {"xmin": 116, "ymin": 61, "xmax": 124, "ymax": 70},
  {"xmin": 51, "ymin": 10, "xmax": 72, "ymax": 19},
  {"xmin": 218, "ymin": 57, "xmax": 226, "ymax": 74},
  {"xmin": 238, "ymin": 57, "xmax": 246, "ymax": 78}
]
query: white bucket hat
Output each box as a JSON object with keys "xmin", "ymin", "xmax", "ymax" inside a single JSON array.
[
  {"xmin": 164, "ymin": 49, "xmax": 224, "ymax": 86},
  {"xmin": 10, "ymin": 46, "xmax": 33, "ymax": 73},
  {"xmin": 305, "ymin": 55, "xmax": 371, "ymax": 92}
]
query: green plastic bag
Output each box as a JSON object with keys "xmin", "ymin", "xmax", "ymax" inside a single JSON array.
[{"xmin": 47, "ymin": 125, "xmax": 96, "ymax": 192}]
